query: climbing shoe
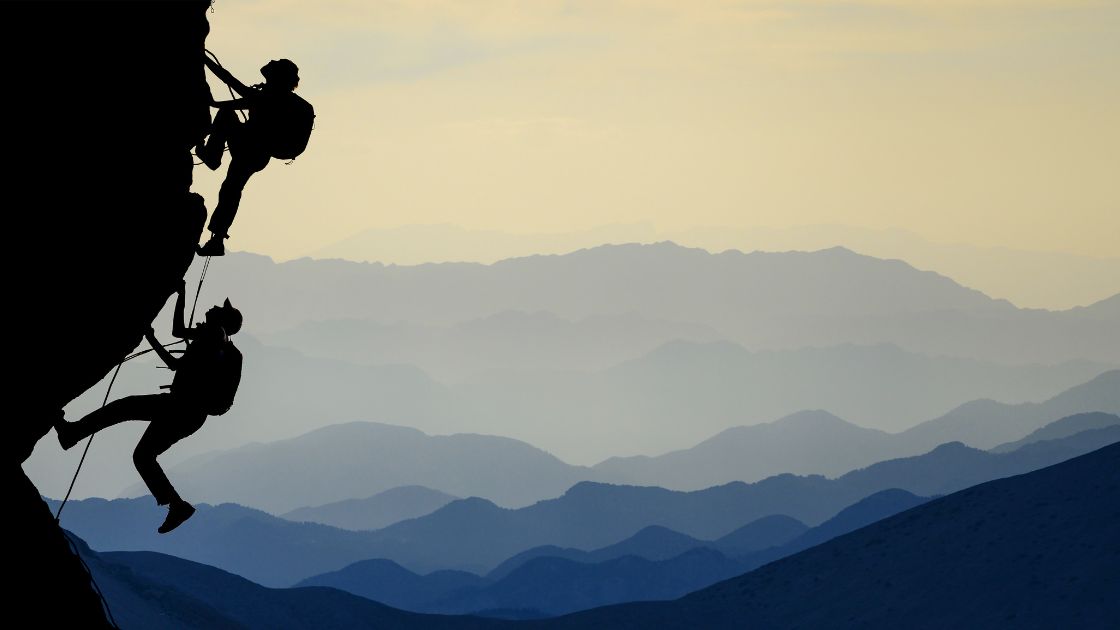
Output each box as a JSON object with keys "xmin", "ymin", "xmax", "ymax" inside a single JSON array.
[
  {"xmin": 56, "ymin": 420, "xmax": 81, "ymax": 451},
  {"xmin": 196, "ymin": 142, "xmax": 222, "ymax": 171},
  {"xmin": 197, "ymin": 235, "xmax": 226, "ymax": 257},
  {"xmin": 158, "ymin": 501, "xmax": 196, "ymax": 534}
]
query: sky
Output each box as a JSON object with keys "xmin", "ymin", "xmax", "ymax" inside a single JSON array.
[{"xmin": 197, "ymin": 0, "xmax": 1119, "ymax": 299}]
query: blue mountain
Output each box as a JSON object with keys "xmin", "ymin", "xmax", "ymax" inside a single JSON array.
[
  {"xmin": 431, "ymin": 548, "xmax": 746, "ymax": 618},
  {"xmin": 487, "ymin": 515, "xmax": 806, "ymax": 582},
  {"xmin": 281, "ymin": 485, "xmax": 459, "ymax": 530},
  {"xmin": 54, "ymin": 428, "xmax": 1116, "ymax": 583},
  {"xmin": 71, "ymin": 534, "xmax": 506, "ymax": 629},
  {"xmin": 543, "ymin": 443, "xmax": 1120, "ymax": 629},
  {"xmin": 300, "ymin": 492, "xmax": 912, "ymax": 618},
  {"xmin": 991, "ymin": 411, "xmax": 1119, "ymax": 453}
]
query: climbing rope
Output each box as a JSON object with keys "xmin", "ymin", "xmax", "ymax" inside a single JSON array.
[
  {"xmin": 190, "ymin": 255, "xmax": 212, "ymax": 329},
  {"xmin": 205, "ymin": 48, "xmax": 249, "ymax": 124},
  {"xmin": 61, "ymin": 527, "xmax": 121, "ymax": 628},
  {"xmin": 195, "ymin": 48, "xmax": 243, "ymax": 164},
  {"xmin": 54, "ymin": 360, "xmax": 122, "ymax": 523}
]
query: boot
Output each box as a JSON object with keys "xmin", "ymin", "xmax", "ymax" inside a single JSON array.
[
  {"xmin": 197, "ymin": 234, "xmax": 226, "ymax": 257},
  {"xmin": 158, "ymin": 500, "xmax": 196, "ymax": 534}
]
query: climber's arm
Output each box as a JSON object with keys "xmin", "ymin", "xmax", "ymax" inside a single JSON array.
[
  {"xmin": 212, "ymin": 98, "xmax": 251, "ymax": 110},
  {"xmin": 204, "ymin": 55, "xmax": 254, "ymax": 97},
  {"xmin": 145, "ymin": 329, "xmax": 179, "ymax": 370},
  {"xmin": 171, "ymin": 281, "xmax": 198, "ymax": 340}
]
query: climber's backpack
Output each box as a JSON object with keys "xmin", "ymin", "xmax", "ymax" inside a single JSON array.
[
  {"xmin": 254, "ymin": 90, "xmax": 315, "ymax": 160},
  {"xmin": 170, "ymin": 338, "xmax": 243, "ymax": 416},
  {"xmin": 202, "ymin": 340, "xmax": 243, "ymax": 416}
]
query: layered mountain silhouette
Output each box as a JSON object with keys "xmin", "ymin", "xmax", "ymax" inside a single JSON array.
[
  {"xmin": 76, "ymin": 487, "xmax": 930, "ymax": 623},
  {"xmin": 545, "ymin": 443, "xmax": 1120, "ymax": 629},
  {"xmin": 128, "ymin": 491, "xmax": 901, "ymax": 619},
  {"xmin": 991, "ymin": 412, "xmax": 1120, "ymax": 453},
  {"xmin": 428, "ymin": 490, "xmax": 928, "ymax": 617},
  {"xmin": 38, "ymin": 368, "xmax": 1117, "ymax": 507},
  {"xmin": 897, "ymin": 370, "xmax": 1120, "ymax": 451},
  {"xmin": 186, "ymin": 490, "xmax": 921, "ymax": 618},
  {"xmin": 297, "ymin": 559, "xmax": 489, "ymax": 614},
  {"xmin": 54, "ymin": 428, "xmax": 1115, "ymax": 582},
  {"xmin": 72, "ymin": 534, "xmax": 507, "ymax": 629},
  {"xmin": 73, "ymin": 443, "xmax": 1119, "ymax": 627},
  {"xmin": 198, "ymin": 246, "xmax": 1119, "ymax": 365},
  {"xmin": 732, "ymin": 488, "xmax": 931, "ymax": 573},
  {"xmin": 124, "ymin": 422, "xmax": 595, "ymax": 512},
  {"xmin": 433, "ymin": 549, "xmax": 748, "ymax": 619},
  {"xmin": 310, "ymin": 222, "xmax": 1120, "ymax": 310},
  {"xmin": 282, "ymin": 486, "xmax": 460, "ymax": 530},
  {"xmin": 486, "ymin": 516, "xmax": 807, "ymax": 582},
  {"xmin": 596, "ymin": 378, "xmax": 1119, "ymax": 489},
  {"xmin": 261, "ymin": 311, "xmax": 723, "ymax": 380}
]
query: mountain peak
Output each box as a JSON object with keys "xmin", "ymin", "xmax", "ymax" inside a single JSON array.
[
  {"xmin": 772, "ymin": 410, "xmax": 853, "ymax": 428},
  {"xmin": 929, "ymin": 441, "xmax": 973, "ymax": 453}
]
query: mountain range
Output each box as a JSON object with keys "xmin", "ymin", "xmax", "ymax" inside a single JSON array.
[
  {"xmin": 259, "ymin": 311, "xmax": 723, "ymax": 381},
  {"xmin": 308, "ymin": 222, "xmax": 1120, "ymax": 310},
  {"xmin": 53, "ymin": 425, "xmax": 1116, "ymax": 584},
  {"xmin": 282, "ymin": 486, "xmax": 460, "ymax": 531},
  {"xmin": 134, "ymin": 422, "xmax": 594, "ymax": 512},
  {"xmin": 544, "ymin": 442, "xmax": 1120, "ymax": 628},
  {"xmin": 72, "ymin": 442, "xmax": 1119, "ymax": 627},
  {"xmin": 595, "ymin": 374, "xmax": 1120, "ymax": 489},
  {"xmin": 73, "ymin": 535, "xmax": 505, "ymax": 630},
  {"xmin": 296, "ymin": 491, "xmax": 922, "ymax": 617},
  {"xmin": 194, "ymin": 244, "xmax": 1118, "ymax": 365},
  {"xmin": 114, "ymin": 379, "xmax": 1120, "ymax": 510}
]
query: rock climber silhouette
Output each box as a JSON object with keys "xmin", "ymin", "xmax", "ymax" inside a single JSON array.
[
  {"xmin": 55, "ymin": 280, "xmax": 243, "ymax": 533},
  {"xmin": 196, "ymin": 55, "xmax": 312, "ymax": 256}
]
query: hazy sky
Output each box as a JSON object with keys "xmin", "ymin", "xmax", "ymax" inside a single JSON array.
[{"xmin": 198, "ymin": 0, "xmax": 1119, "ymax": 263}]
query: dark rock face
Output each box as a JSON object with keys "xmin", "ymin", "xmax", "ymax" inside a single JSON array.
[{"xmin": 5, "ymin": 2, "xmax": 214, "ymax": 626}]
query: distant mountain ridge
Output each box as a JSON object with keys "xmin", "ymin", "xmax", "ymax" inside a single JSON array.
[
  {"xmin": 72, "ymin": 535, "xmax": 505, "ymax": 630},
  {"xmin": 198, "ymin": 244, "xmax": 1118, "ymax": 365},
  {"xmin": 26, "ymin": 321, "xmax": 1116, "ymax": 502},
  {"xmin": 545, "ymin": 442, "xmax": 1120, "ymax": 629},
  {"xmin": 138, "ymin": 422, "xmax": 593, "ymax": 513},
  {"xmin": 485, "ymin": 516, "xmax": 807, "ymax": 583},
  {"xmin": 294, "ymin": 491, "xmax": 923, "ymax": 618},
  {"xmin": 309, "ymin": 222, "xmax": 1120, "ymax": 310},
  {"xmin": 54, "ymin": 426, "xmax": 1117, "ymax": 584},
  {"xmin": 594, "ymin": 377, "xmax": 1120, "ymax": 489},
  {"xmin": 260, "ymin": 311, "xmax": 723, "ymax": 381},
  {"xmin": 282, "ymin": 486, "xmax": 460, "ymax": 530},
  {"xmin": 109, "ymin": 373, "xmax": 1120, "ymax": 513},
  {"xmin": 76, "ymin": 443, "xmax": 1120, "ymax": 627},
  {"xmin": 991, "ymin": 412, "xmax": 1120, "ymax": 453}
]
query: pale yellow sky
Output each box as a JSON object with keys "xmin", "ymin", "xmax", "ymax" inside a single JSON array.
[{"xmin": 195, "ymin": 0, "xmax": 1119, "ymax": 265}]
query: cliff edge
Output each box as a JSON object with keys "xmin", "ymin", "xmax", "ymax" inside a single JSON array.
[{"xmin": 6, "ymin": 2, "xmax": 215, "ymax": 625}]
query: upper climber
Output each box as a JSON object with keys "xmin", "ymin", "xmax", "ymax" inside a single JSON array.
[{"xmin": 196, "ymin": 55, "xmax": 314, "ymax": 256}]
